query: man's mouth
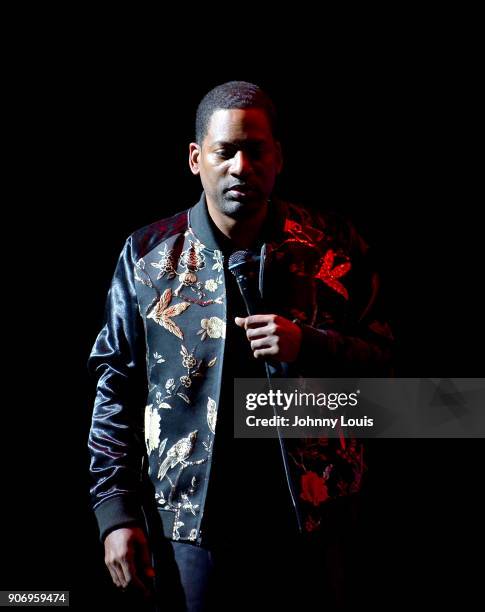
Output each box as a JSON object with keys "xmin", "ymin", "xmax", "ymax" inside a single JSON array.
[{"xmin": 224, "ymin": 184, "xmax": 257, "ymax": 198}]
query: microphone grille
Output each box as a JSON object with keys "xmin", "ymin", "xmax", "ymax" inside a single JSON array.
[{"xmin": 228, "ymin": 250, "xmax": 252, "ymax": 273}]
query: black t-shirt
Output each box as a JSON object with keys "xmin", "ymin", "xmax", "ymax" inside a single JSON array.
[{"xmin": 201, "ymin": 256, "xmax": 297, "ymax": 548}]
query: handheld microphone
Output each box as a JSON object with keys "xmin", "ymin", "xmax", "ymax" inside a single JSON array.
[
  {"xmin": 227, "ymin": 253, "xmax": 301, "ymax": 530},
  {"xmin": 227, "ymin": 250, "xmax": 263, "ymax": 315}
]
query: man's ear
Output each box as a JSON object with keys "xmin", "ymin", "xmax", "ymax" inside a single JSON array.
[{"xmin": 189, "ymin": 143, "xmax": 201, "ymax": 175}]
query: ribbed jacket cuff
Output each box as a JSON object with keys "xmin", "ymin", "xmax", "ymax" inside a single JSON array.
[{"xmin": 94, "ymin": 495, "xmax": 143, "ymax": 542}]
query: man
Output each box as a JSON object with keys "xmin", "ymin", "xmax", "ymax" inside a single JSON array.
[{"xmin": 88, "ymin": 81, "xmax": 392, "ymax": 610}]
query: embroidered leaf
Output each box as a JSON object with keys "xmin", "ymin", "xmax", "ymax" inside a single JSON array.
[
  {"xmin": 134, "ymin": 267, "xmax": 153, "ymax": 288},
  {"xmin": 163, "ymin": 302, "xmax": 190, "ymax": 318},
  {"xmin": 207, "ymin": 357, "xmax": 217, "ymax": 368},
  {"xmin": 158, "ymin": 402, "xmax": 172, "ymax": 410},
  {"xmin": 177, "ymin": 392, "xmax": 190, "ymax": 404},
  {"xmin": 159, "ymin": 438, "xmax": 168, "ymax": 457},
  {"xmin": 324, "ymin": 278, "xmax": 349, "ymax": 300},
  {"xmin": 162, "ymin": 317, "xmax": 184, "ymax": 339},
  {"xmin": 160, "ymin": 288, "xmax": 172, "ymax": 310},
  {"xmin": 207, "ymin": 397, "xmax": 217, "ymax": 434},
  {"xmin": 330, "ymin": 262, "xmax": 352, "ymax": 279},
  {"xmin": 322, "ymin": 249, "xmax": 335, "ymax": 271},
  {"xmin": 149, "ymin": 290, "xmax": 190, "ymax": 328},
  {"xmin": 315, "ymin": 249, "xmax": 351, "ymax": 301}
]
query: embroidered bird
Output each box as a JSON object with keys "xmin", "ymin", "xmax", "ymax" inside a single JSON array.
[{"xmin": 157, "ymin": 430, "xmax": 198, "ymax": 481}]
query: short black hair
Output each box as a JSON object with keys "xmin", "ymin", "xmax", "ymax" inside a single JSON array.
[{"xmin": 195, "ymin": 81, "xmax": 277, "ymax": 144}]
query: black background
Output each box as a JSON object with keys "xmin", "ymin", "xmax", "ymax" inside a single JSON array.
[{"xmin": 3, "ymin": 27, "xmax": 483, "ymax": 609}]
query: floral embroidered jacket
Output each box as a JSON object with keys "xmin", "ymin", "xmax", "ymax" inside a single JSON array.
[{"xmin": 88, "ymin": 195, "xmax": 392, "ymax": 543}]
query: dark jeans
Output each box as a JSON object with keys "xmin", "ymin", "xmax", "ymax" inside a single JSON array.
[
  {"xmin": 114, "ymin": 535, "xmax": 353, "ymax": 611},
  {"xmin": 122, "ymin": 497, "xmax": 362, "ymax": 611},
  {"xmin": 144, "ymin": 530, "xmax": 355, "ymax": 611}
]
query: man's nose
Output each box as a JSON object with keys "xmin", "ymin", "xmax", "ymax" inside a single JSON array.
[{"xmin": 229, "ymin": 150, "xmax": 252, "ymax": 177}]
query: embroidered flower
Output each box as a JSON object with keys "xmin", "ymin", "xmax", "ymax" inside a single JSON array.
[
  {"xmin": 144, "ymin": 404, "xmax": 161, "ymax": 455},
  {"xmin": 155, "ymin": 491, "xmax": 166, "ymax": 506},
  {"xmin": 181, "ymin": 493, "xmax": 200, "ymax": 516},
  {"xmin": 179, "ymin": 271, "xmax": 197, "ymax": 285},
  {"xmin": 173, "ymin": 520, "xmax": 184, "ymax": 541},
  {"xmin": 155, "ymin": 391, "xmax": 171, "ymax": 410},
  {"xmin": 300, "ymin": 471, "xmax": 329, "ymax": 506},
  {"xmin": 180, "ymin": 345, "xmax": 197, "ymax": 369},
  {"xmin": 204, "ymin": 278, "xmax": 218, "ymax": 292},
  {"xmin": 197, "ymin": 316, "xmax": 226, "ymax": 341},
  {"xmin": 150, "ymin": 244, "xmax": 176, "ymax": 279},
  {"xmin": 188, "ymin": 529, "xmax": 198, "ymax": 541},
  {"xmin": 180, "ymin": 375, "xmax": 192, "ymax": 388},
  {"xmin": 174, "ymin": 269, "xmax": 199, "ymax": 297},
  {"xmin": 212, "ymin": 250, "xmax": 224, "ymax": 272}
]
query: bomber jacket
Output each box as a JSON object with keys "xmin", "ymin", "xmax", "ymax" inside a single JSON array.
[{"xmin": 88, "ymin": 195, "xmax": 392, "ymax": 543}]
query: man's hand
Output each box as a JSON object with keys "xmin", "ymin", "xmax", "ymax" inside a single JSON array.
[
  {"xmin": 104, "ymin": 526, "xmax": 155, "ymax": 597},
  {"xmin": 235, "ymin": 314, "xmax": 302, "ymax": 362}
]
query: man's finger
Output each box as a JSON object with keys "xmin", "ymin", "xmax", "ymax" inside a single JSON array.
[
  {"xmin": 246, "ymin": 326, "xmax": 271, "ymax": 340},
  {"xmin": 113, "ymin": 560, "xmax": 129, "ymax": 588},
  {"xmin": 106, "ymin": 563, "xmax": 122, "ymax": 588},
  {"xmin": 235, "ymin": 315, "xmax": 273, "ymax": 329},
  {"xmin": 254, "ymin": 347, "xmax": 277, "ymax": 359},
  {"xmin": 118, "ymin": 557, "xmax": 134, "ymax": 587},
  {"xmin": 120, "ymin": 558, "xmax": 150, "ymax": 596},
  {"xmin": 250, "ymin": 337, "xmax": 274, "ymax": 351}
]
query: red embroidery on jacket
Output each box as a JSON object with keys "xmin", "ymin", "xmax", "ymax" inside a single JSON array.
[
  {"xmin": 315, "ymin": 249, "xmax": 351, "ymax": 300},
  {"xmin": 283, "ymin": 219, "xmax": 317, "ymax": 247},
  {"xmin": 300, "ymin": 471, "xmax": 330, "ymax": 506}
]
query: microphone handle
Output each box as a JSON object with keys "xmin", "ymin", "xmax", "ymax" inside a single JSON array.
[{"xmin": 233, "ymin": 271, "xmax": 263, "ymax": 316}]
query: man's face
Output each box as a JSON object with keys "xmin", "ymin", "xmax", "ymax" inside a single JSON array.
[{"xmin": 189, "ymin": 108, "xmax": 282, "ymax": 219}]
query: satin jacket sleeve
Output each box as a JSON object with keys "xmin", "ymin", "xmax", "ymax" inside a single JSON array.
[{"xmin": 87, "ymin": 236, "xmax": 148, "ymax": 541}]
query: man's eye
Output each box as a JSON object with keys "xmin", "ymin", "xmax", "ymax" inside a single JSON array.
[{"xmin": 214, "ymin": 149, "xmax": 233, "ymax": 159}]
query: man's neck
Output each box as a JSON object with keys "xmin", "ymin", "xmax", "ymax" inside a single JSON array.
[{"xmin": 207, "ymin": 200, "xmax": 269, "ymax": 250}]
